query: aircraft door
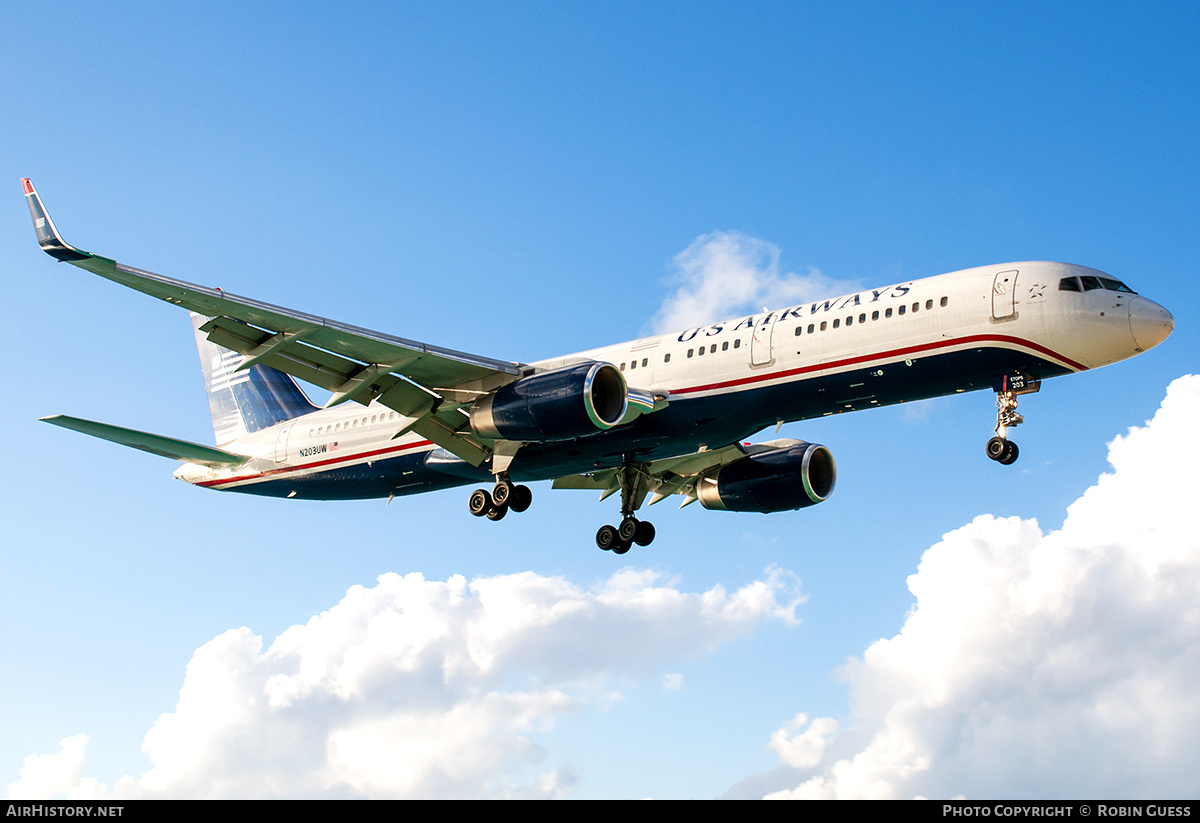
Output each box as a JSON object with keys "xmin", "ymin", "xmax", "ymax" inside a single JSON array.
[
  {"xmin": 274, "ymin": 422, "xmax": 293, "ymax": 463},
  {"xmin": 751, "ymin": 315, "xmax": 777, "ymax": 366},
  {"xmin": 992, "ymin": 270, "xmax": 1019, "ymax": 320}
]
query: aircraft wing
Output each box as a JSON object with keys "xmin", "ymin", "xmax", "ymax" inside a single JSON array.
[
  {"xmin": 552, "ymin": 438, "xmax": 814, "ymax": 508},
  {"xmin": 552, "ymin": 441, "xmax": 762, "ymax": 509},
  {"xmin": 23, "ymin": 179, "xmax": 523, "ymax": 466}
]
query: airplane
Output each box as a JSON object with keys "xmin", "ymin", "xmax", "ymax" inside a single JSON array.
[{"xmin": 24, "ymin": 179, "xmax": 1175, "ymax": 554}]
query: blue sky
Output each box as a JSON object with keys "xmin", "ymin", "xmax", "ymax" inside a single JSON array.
[{"xmin": 3, "ymin": 2, "xmax": 1198, "ymax": 799}]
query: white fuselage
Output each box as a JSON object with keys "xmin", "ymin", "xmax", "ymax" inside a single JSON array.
[{"xmin": 175, "ymin": 261, "xmax": 1172, "ymax": 497}]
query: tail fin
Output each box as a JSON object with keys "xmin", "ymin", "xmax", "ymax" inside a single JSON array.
[{"xmin": 191, "ymin": 313, "xmax": 318, "ymax": 444}]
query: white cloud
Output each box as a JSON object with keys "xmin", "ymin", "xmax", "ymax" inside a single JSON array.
[
  {"xmin": 762, "ymin": 375, "xmax": 1200, "ymax": 799},
  {"xmin": 8, "ymin": 567, "xmax": 802, "ymax": 800},
  {"xmin": 650, "ymin": 231, "xmax": 855, "ymax": 333},
  {"xmin": 7, "ymin": 735, "xmax": 105, "ymax": 801}
]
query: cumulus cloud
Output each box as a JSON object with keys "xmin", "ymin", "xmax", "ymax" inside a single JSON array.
[
  {"xmin": 650, "ymin": 231, "xmax": 854, "ymax": 333},
  {"xmin": 761, "ymin": 375, "xmax": 1200, "ymax": 799},
  {"xmin": 7, "ymin": 735, "xmax": 105, "ymax": 801},
  {"xmin": 8, "ymin": 567, "xmax": 802, "ymax": 800}
]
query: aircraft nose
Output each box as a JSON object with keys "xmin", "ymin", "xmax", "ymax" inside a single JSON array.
[{"xmin": 1128, "ymin": 296, "xmax": 1174, "ymax": 352}]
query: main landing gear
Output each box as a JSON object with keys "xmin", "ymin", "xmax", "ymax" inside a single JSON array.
[
  {"xmin": 596, "ymin": 517, "xmax": 655, "ymax": 555},
  {"xmin": 468, "ymin": 475, "xmax": 533, "ymax": 521},
  {"xmin": 595, "ymin": 460, "xmax": 656, "ymax": 554},
  {"xmin": 985, "ymin": 373, "xmax": 1040, "ymax": 466}
]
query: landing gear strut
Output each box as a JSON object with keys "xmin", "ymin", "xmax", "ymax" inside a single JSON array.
[
  {"xmin": 595, "ymin": 460, "xmax": 656, "ymax": 553},
  {"xmin": 986, "ymin": 373, "xmax": 1039, "ymax": 466},
  {"xmin": 468, "ymin": 474, "xmax": 532, "ymax": 521}
]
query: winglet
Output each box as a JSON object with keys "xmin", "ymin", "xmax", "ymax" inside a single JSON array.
[{"xmin": 22, "ymin": 178, "xmax": 90, "ymax": 262}]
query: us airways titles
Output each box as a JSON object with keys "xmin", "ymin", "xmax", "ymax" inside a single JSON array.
[{"xmin": 675, "ymin": 283, "xmax": 914, "ymax": 342}]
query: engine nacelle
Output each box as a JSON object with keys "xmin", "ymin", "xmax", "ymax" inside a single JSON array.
[
  {"xmin": 469, "ymin": 362, "xmax": 628, "ymax": 442},
  {"xmin": 697, "ymin": 442, "xmax": 836, "ymax": 513}
]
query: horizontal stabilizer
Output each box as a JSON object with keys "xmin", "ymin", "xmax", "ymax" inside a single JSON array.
[{"xmin": 41, "ymin": 415, "xmax": 249, "ymax": 467}]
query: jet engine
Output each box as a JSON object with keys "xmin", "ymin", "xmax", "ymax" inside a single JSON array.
[
  {"xmin": 696, "ymin": 442, "xmax": 836, "ymax": 513},
  {"xmin": 469, "ymin": 362, "xmax": 628, "ymax": 442}
]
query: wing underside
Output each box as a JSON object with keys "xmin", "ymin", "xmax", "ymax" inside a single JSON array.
[{"xmin": 23, "ymin": 179, "xmax": 524, "ymax": 466}]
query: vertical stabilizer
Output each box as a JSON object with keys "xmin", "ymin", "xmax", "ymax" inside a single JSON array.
[{"xmin": 191, "ymin": 314, "xmax": 317, "ymax": 444}]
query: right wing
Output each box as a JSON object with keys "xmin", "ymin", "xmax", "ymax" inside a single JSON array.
[
  {"xmin": 552, "ymin": 441, "xmax": 778, "ymax": 508},
  {"xmin": 24, "ymin": 179, "xmax": 527, "ymax": 466}
]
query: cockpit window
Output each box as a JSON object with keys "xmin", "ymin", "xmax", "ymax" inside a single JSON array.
[
  {"xmin": 1100, "ymin": 277, "xmax": 1136, "ymax": 294},
  {"xmin": 1059, "ymin": 275, "xmax": 1137, "ymax": 294}
]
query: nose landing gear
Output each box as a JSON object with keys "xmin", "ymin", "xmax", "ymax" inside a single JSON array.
[{"xmin": 986, "ymin": 373, "xmax": 1039, "ymax": 466}]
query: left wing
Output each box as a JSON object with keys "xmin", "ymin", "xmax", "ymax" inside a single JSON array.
[{"xmin": 24, "ymin": 179, "xmax": 525, "ymax": 466}]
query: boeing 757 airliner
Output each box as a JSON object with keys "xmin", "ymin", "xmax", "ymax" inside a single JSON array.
[{"xmin": 24, "ymin": 179, "xmax": 1174, "ymax": 553}]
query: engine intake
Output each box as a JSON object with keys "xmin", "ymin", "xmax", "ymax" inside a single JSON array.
[
  {"xmin": 470, "ymin": 362, "xmax": 628, "ymax": 442},
  {"xmin": 697, "ymin": 442, "xmax": 836, "ymax": 513}
]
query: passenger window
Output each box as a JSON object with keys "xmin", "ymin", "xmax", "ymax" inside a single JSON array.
[
  {"xmin": 698, "ymin": 346, "xmax": 705, "ymax": 356},
  {"xmin": 820, "ymin": 321, "xmax": 827, "ymax": 331},
  {"xmin": 642, "ymin": 358, "xmax": 648, "ymax": 367},
  {"xmin": 620, "ymin": 363, "xmax": 626, "ymax": 370},
  {"xmin": 940, "ymin": 296, "xmax": 948, "ymax": 307},
  {"xmin": 687, "ymin": 349, "xmax": 694, "ymax": 358},
  {"xmin": 872, "ymin": 311, "xmax": 879, "ymax": 321},
  {"xmin": 794, "ymin": 326, "xmax": 802, "ymax": 336},
  {"xmin": 912, "ymin": 302, "xmax": 919, "ymax": 312},
  {"xmin": 925, "ymin": 299, "xmax": 933, "ymax": 310},
  {"xmin": 833, "ymin": 319, "xmax": 840, "ymax": 329},
  {"xmin": 807, "ymin": 324, "xmax": 815, "ymax": 333},
  {"xmin": 733, "ymin": 339, "xmax": 741, "ymax": 348},
  {"xmin": 898, "ymin": 305, "xmax": 906, "ymax": 315},
  {"xmin": 845, "ymin": 316, "xmax": 852, "ymax": 326},
  {"xmin": 885, "ymin": 308, "xmax": 893, "ymax": 318},
  {"xmin": 710, "ymin": 344, "xmax": 716, "ymax": 354},
  {"xmin": 722, "ymin": 341, "xmax": 729, "ymax": 351},
  {"xmin": 664, "ymin": 353, "xmax": 671, "ymax": 363},
  {"xmin": 859, "ymin": 313, "xmax": 866, "ymax": 323},
  {"xmin": 629, "ymin": 360, "xmax": 636, "ymax": 369}
]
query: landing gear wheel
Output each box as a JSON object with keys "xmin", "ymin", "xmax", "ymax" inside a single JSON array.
[
  {"xmin": 509, "ymin": 484, "xmax": 533, "ymax": 513},
  {"xmin": 986, "ymin": 437, "xmax": 1019, "ymax": 465},
  {"xmin": 486, "ymin": 504, "xmax": 508, "ymax": 521},
  {"xmin": 491, "ymin": 478, "xmax": 514, "ymax": 507},
  {"xmin": 468, "ymin": 489, "xmax": 492, "ymax": 517},
  {"xmin": 998, "ymin": 440, "xmax": 1019, "ymax": 465},
  {"xmin": 985, "ymin": 437, "xmax": 1008, "ymax": 461},
  {"xmin": 633, "ymin": 520, "xmax": 656, "ymax": 547},
  {"xmin": 596, "ymin": 524, "xmax": 619, "ymax": 551},
  {"xmin": 612, "ymin": 540, "xmax": 631, "ymax": 555},
  {"xmin": 618, "ymin": 516, "xmax": 639, "ymax": 543}
]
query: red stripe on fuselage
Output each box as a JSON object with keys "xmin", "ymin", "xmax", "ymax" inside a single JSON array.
[
  {"xmin": 669, "ymin": 334, "xmax": 1085, "ymax": 397},
  {"xmin": 197, "ymin": 438, "xmax": 435, "ymax": 489}
]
